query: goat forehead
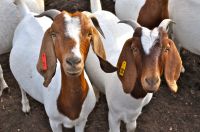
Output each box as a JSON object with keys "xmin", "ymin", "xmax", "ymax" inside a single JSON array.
[
  {"xmin": 64, "ymin": 14, "xmax": 82, "ymax": 57},
  {"xmin": 141, "ymin": 27, "xmax": 159, "ymax": 55},
  {"xmin": 64, "ymin": 14, "xmax": 81, "ymax": 44}
]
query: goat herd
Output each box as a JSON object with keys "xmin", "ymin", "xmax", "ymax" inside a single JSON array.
[{"xmin": 0, "ymin": 0, "xmax": 199, "ymax": 132}]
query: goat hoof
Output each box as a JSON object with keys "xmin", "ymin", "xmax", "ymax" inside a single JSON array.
[
  {"xmin": 0, "ymin": 90, "xmax": 2, "ymax": 97},
  {"xmin": 22, "ymin": 102, "xmax": 30, "ymax": 113},
  {"xmin": 181, "ymin": 66, "xmax": 185, "ymax": 73},
  {"xmin": 0, "ymin": 87, "xmax": 9, "ymax": 97}
]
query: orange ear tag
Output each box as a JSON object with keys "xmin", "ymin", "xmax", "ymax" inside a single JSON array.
[
  {"xmin": 42, "ymin": 53, "xmax": 47, "ymax": 71},
  {"xmin": 119, "ymin": 61, "xmax": 126, "ymax": 76}
]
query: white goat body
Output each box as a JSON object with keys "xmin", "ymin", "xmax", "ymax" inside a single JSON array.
[
  {"xmin": 169, "ymin": 0, "xmax": 200, "ymax": 55},
  {"xmin": 87, "ymin": 1, "xmax": 182, "ymax": 131},
  {"xmin": 114, "ymin": 0, "xmax": 146, "ymax": 21},
  {"xmin": 10, "ymin": 6, "xmax": 96, "ymax": 132},
  {"xmin": 87, "ymin": 1, "xmax": 153, "ymax": 131},
  {"xmin": 0, "ymin": 0, "xmax": 44, "ymax": 54}
]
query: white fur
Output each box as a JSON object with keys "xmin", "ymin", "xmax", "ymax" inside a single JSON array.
[
  {"xmin": 0, "ymin": 0, "xmax": 44, "ymax": 54},
  {"xmin": 141, "ymin": 27, "xmax": 159, "ymax": 54},
  {"xmin": 114, "ymin": 0, "xmax": 146, "ymax": 21},
  {"xmin": 0, "ymin": 65, "xmax": 8, "ymax": 97},
  {"xmin": 169, "ymin": 0, "xmax": 200, "ymax": 55},
  {"xmin": 10, "ymin": 4, "xmax": 96, "ymax": 132},
  {"xmin": 64, "ymin": 15, "xmax": 82, "ymax": 58},
  {"xmin": 90, "ymin": 0, "xmax": 102, "ymax": 12},
  {"xmin": 86, "ymin": 1, "xmax": 153, "ymax": 131},
  {"xmin": 64, "ymin": 15, "xmax": 81, "ymax": 45}
]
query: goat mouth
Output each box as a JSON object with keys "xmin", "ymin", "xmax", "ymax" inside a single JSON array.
[
  {"xmin": 143, "ymin": 86, "xmax": 159, "ymax": 93},
  {"xmin": 66, "ymin": 69, "xmax": 82, "ymax": 76},
  {"xmin": 63, "ymin": 63, "xmax": 83, "ymax": 76}
]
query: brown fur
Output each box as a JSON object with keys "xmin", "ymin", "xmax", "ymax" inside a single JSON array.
[
  {"xmin": 99, "ymin": 27, "xmax": 182, "ymax": 98},
  {"xmin": 159, "ymin": 28, "xmax": 182, "ymax": 92},
  {"xmin": 117, "ymin": 39, "xmax": 137, "ymax": 93},
  {"xmin": 37, "ymin": 11, "xmax": 106, "ymax": 119},
  {"xmin": 57, "ymin": 69, "xmax": 88, "ymax": 120},
  {"xmin": 117, "ymin": 28, "xmax": 147, "ymax": 97},
  {"xmin": 37, "ymin": 28, "xmax": 57, "ymax": 87},
  {"xmin": 137, "ymin": 0, "xmax": 169, "ymax": 29}
]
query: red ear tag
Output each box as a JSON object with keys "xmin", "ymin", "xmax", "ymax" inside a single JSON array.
[{"xmin": 42, "ymin": 53, "xmax": 47, "ymax": 71}]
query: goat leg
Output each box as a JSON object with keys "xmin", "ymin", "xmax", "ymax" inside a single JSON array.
[{"xmin": 0, "ymin": 65, "xmax": 8, "ymax": 97}]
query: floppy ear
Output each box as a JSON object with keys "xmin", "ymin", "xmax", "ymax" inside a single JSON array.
[
  {"xmin": 37, "ymin": 28, "xmax": 57, "ymax": 87},
  {"xmin": 161, "ymin": 34, "xmax": 182, "ymax": 93},
  {"xmin": 91, "ymin": 27, "xmax": 106, "ymax": 60},
  {"xmin": 90, "ymin": 19, "xmax": 118, "ymax": 73},
  {"xmin": 117, "ymin": 39, "xmax": 137, "ymax": 93}
]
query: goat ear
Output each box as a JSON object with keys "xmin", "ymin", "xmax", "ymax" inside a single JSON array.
[
  {"xmin": 91, "ymin": 27, "xmax": 117, "ymax": 73},
  {"xmin": 162, "ymin": 39, "xmax": 182, "ymax": 93},
  {"xmin": 37, "ymin": 28, "xmax": 57, "ymax": 87},
  {"xmin": 117, "ymin": 39, "xmax": 137, "ymax": 93}
]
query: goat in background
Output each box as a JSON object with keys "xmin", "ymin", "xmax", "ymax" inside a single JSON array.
[
  {"xmin": 169, "ymin": 0, "xmax": 200, "ymax": 55},
  {"xmin": 0, "ymin": 0, "xmax": 45, "ymax": 96},
  {"xmin": 113, "ymin": 0, "xmax": 169, "ymax": 29}
]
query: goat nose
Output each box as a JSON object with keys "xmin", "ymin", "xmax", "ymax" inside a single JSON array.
[
  {"xmin": 66, "ymin": 57, "xmax": 81, "ymax": 66},
  {"xmin": 145, "ymin": 77, "xmax": 159, "ymax": 86}
]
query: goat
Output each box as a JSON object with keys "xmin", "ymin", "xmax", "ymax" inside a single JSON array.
[
  {"xmin": 9, "ymin": 1, "xmax": 106, "ymax": 131},
  {"xmin": 86, "ymin": 1, "xmax": 182, "ymax": 131},
  {"xmin": 169, "ymin": 0, "xmax": 200, "ymax": 55},
  {"xmin": 0, "ymin": 0, "xmax": 44, "ymax": 54},
  {"xmin": 113, "ymin": 0, "xmax": 169, "ymax": 29},
  {"xmin": 0, "ymin": 65, "xmax": 8, "ymax": 97},
  {"xmin": 0, "ymin": 0, "xmax": 44, "ymax": 97},
  {"xmin": 0, "ymin": 0, "xmax": 44, "ymax": 96}
]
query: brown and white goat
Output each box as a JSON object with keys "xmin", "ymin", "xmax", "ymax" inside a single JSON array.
[
  {"xmin": 85, "ymin": 19, "xmax": 182, "ymax": 132},
  {"xmin": 10, "ymin": 8, "xmax": 106, "ymax": 132},
  {"xmin": 114, "ymin": 0, "xmax": 169, "ymax": 29}
]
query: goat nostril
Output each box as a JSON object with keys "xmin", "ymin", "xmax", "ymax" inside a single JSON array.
[
  {"xmin": 155, "ymin": 77, "xmax": 159, "ymax": 83},
  {"xmin": 145, "ymin": 78, "xmax": 151, "ymax": 85},
  {"xmin": 73, "ymin": 57, "xmax": 81, "ymax": 64},
  {"xmin": 66, "ymin": 57, "xmax": 81, "ymax": 66},
  {"xmin": 145, "ymin": 77, "xmax": 159, "ymax": 86},
  {"xmin": 66, "ymin": 59, "xmax": 73, "ymax": 66}
]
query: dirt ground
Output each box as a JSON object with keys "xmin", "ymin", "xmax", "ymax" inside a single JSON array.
[{"xmin": 0, "ymin": 0, "xmax": 200, "ymax": 132}]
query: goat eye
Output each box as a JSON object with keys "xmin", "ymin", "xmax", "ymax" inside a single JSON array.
[
  {"xmin": 88, "ymin": 32, "xmax": 92, "ymax": 37},
  {"xmin": 51, "ymin": 32, "xmax": 56, "ymax": 37},
  {"xmin": 163, "ymin": 47, "xmax": 170, "ymax": 52},
  {"xmin": 155, "ymin": 39, "xmax": 160, "ymax": 43},
  {"xmin": 131, "ymin": 47, "xmax": 138, "ymax": 53}
]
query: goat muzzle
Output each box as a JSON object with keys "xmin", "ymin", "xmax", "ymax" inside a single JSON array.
[{"xmin": 142, "ymin": 76, "xmax": 161, "ymax": 93}]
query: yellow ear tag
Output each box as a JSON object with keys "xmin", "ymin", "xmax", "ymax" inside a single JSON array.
[{"xmin": 119, "ymin": 61, "xmax": 127, "ymax": 76}]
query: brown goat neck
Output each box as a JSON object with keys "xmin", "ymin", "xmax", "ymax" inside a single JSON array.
[{"xmin": 57, "ymin": 67, "xmax": 88, "ymax": 120}]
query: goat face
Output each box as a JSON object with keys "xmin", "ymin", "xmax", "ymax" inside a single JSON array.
[
  {"xmin": 138, "ymin": 27, "xmax": 166, "ymax": 93},
  {"xmin": 51, "ymin": 12, "xmax": 92, "ymax": 76},
  {"xmin": 118, "ymin": 27, "xmax": 182, "ymax": 94},
  {"xmin": 37, "ymin": 10, "xmax": 106, "ymax": 87},
  {"xmin": 98, "ymin": 20, "xmax": 182, "ymax": 97},
  {"xmin": 128, "ymin": 27, "xmax": 162, "ymax": 93}
]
